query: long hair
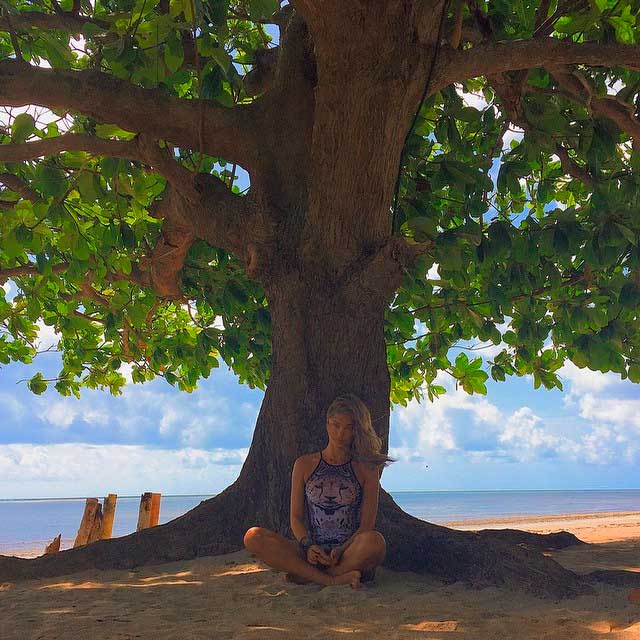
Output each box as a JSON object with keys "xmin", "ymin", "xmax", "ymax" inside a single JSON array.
[{"xmin": 325, "ymin": 393, "xmax": 395, "ymax": 470}]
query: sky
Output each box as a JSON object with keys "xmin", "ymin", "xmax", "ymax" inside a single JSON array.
[{"xmin": 1, "ymin": 26, "xmax": 639, "ymax": 499}]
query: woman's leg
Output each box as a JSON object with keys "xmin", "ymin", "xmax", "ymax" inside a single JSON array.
[
  {"xmin": 327, "ymin": 531, "xmax": 386, "ymax": 578},
  {"xmin": 243, "ymin": 527, "xmax": 361, "ymax": 587}
]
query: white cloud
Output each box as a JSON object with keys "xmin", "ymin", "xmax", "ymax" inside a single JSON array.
[
  {"xmin": 558, "ymin": 360, "xmax": 621, "ymax": 398},
  {"xmin": 35, "ymin": 320, "xmax": 60, "ymax": 351},
  {"xmin": 575, "ymin": 394, "xmax": 640, "ymax": 430},
  {"xmin": 394, "ymin": 373, "xmax": 503, "ymax": 458},
  {"xmin": 0, "ymin": 444, "xmax": 248, "ymax": 498},
  {"xmin": 43, "ymin": 401, "xmax": 78, "ymax": 429},
  {"xmin": 498, "ymin": 407, "xmax": 574, "ymax": 461},
  {"xmin": 392, "ymin": 362, "xmax": 639, "ymax": 466}
]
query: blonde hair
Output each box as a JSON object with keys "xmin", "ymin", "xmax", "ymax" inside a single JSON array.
[{"xmin": 326, "ymin": 393, "xmax": 395, "ymax": 470}]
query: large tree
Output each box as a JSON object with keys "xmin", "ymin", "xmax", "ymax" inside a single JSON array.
[{"xmin": 1, "ymin": 0, "xmax": 639, "ymax": 596}]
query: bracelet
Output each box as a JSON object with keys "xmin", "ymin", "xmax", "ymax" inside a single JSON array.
[{"xmin": 299, "ymin": 536, "xmax": 313, "ymax": 554}]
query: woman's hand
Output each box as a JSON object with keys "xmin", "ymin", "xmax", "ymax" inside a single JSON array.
[
  {"xmin": 329, "ymin": 545, "xmax": 344, "ymax": 566},
  {"xmin": 306, "ymin": 544, "xmax": 332, "ymax": 566}
]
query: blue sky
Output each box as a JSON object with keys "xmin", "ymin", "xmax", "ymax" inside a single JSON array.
[{"xmin": 1, "ymin": 275, "xmax": 639, "ymax": 499}]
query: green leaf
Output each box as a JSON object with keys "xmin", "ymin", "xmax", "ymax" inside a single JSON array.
[
  {"xmin": 33, "ymin": 163, "xmax": 67, "ymax": 198},
  {"xmin": 28, "ymin": 372, "xmax": 48, "ymax": 395},
  {"xmin": 164, "ymin": 31, "xmax": 185, "ymax": 73},
  {"xmin": 248, "ymin": 0, "xmax": 279, "ymax": 20},
  {"xmin": 11, "ymin": 113, "xmax": 36, "ymax": 143}
]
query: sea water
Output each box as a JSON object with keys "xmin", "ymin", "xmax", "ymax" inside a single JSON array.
[{"xmin": 1, "ymin": 489, "xmax": 639, "ymax": 556}]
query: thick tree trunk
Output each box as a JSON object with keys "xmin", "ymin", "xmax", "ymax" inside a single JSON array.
[{"xmin": 0, "ymin": 278, "xmax": 622, "ymax": 598}]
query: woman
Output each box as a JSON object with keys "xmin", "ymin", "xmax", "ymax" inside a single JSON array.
[{"xmin": 243, "ymin": 393, "xmax": 394, "ymax": 589}]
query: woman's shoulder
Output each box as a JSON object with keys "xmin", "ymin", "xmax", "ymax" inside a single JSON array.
[
  {"xmin": 351, "ymin": 459, "xmax": 381, "ymax": 482},
  {"xmin": 294, "ymin": 451, "xmax": 322, "ymax": 468}
]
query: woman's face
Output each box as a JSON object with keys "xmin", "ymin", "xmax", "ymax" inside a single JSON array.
[{"xmin": 326, "ymin": 413, "xmax": 355, "ymax": 447}]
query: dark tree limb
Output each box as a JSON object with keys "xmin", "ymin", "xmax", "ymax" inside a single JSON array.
[
  {"xmin": 555, "ymin": 143, "xmax": 596, "ymax": 188},
  {"xmin": 549, "ymin": 67, "xmax": 640, "ymax": 150},
  {"xmin": 0, "ymin": 59, "xmax": 258, "ymax": 169},
  {"xmin": 0, "ymin": 133, "xmax": 142, "ymax": 163},
  {"xmin": 0, "ymin": 8, "xmax": 110, "ymax": 35},
  {"xmin": 0, "ymin": 262, "xmax": 68, "ymax": 284},
  {"xmin": 434, "ymin": 40, "xmax": 640, "ymax": 93},
  {"xmin": 0, "ymin": 172, "xmax": 39, "ymax": 202}
]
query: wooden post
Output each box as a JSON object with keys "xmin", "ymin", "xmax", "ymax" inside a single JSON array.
[
  {"xmin": 136, "ymin": 492, "xmax": 153, "ymax": 531},
  {"xmin": 74, "ymin": 498, "xmax": 99, "ymax": 547},
  {"xmin": 87, "ymin": 502, "xmax": 104, "ymax": 544},
  {"xmin": 150, "ymin": 493, "xmax": 161, "ymax": 527},
  {"xmin": 43, "ymin": 534, "xmax": 61, "ymax": 555},
  {"xmin": 100, "ymin": 493, "xmax": 118, "ymax": 540}
]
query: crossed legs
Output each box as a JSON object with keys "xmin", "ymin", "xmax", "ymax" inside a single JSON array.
[{"xmin": 243, "ymin": 527, "xmax": 386, "ymax": 588}]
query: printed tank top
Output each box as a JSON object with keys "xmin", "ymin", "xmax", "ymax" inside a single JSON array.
[{"xmin": 304, "ymin": 451, "xmax": 363, "ymax": 545}]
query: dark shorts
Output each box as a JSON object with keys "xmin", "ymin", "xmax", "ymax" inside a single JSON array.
[{"xmin": 293, "ymin": 539, "xmax": 377, "ymax": 583}]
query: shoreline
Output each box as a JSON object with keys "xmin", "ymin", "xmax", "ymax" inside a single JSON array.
[{"xmin": 4, "ymin": 509, "xmax": 640, "ymax": 559}]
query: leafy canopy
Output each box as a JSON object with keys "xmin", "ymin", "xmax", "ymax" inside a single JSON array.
[{"xmin": 0, "ymin": 0, "xmax": 639, "ymax": 406}]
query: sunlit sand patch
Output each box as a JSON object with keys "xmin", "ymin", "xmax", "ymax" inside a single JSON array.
[
  {"xmin": 585, "ymin": 620, "xmax": 615, "ymax": 634},
  {"xmin": 38, "ymin": 578, "xmax": 203, "ymax": 590},
  {"xmin": 138, "ymin": 570, "xmax": 193, "ymax": 582},
  {"xmin": 42, "ymin": 608, "xmax": 75, "ymax": 615},
  {"xmin": 610, "ymin": 621, "xmax": 640, "ymax": 633},
  {"xmin": 401, "ymin": 620, "xmax": 459, "ymax": 632},
  {"xmin": 38, "ymin": 581, "xmax": 103, "ymax": 590},
  {"xmin": 215, "ymin": 564, "xmax": 270, "ymax": 577},
  {"xmin": 110, "ymin": 579, "xmax": 204, "ymax": 587}
]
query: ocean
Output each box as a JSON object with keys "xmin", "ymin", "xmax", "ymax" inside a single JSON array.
[{"xmin": 1, "ymin": 489, "xmax": 639, "ymax": 556}]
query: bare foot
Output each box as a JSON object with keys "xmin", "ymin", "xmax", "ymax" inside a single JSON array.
[
  {"xmin": 331, "ymin": 570, "xmax": 361, "ymax": 589},
  {"xmin": 283, "ymin": 572, "xmax": 312, "ymax": 585}
]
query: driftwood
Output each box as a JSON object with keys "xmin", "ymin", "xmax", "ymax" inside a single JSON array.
[
  {"xmin": 43, "ymin": 534, "xmax": 61, "ymax": 555},
  {"xmin": 136, "ymin": 492, "xmax": 153, "ymax": 531},
  {"xmin": 100, "ymin": 494, "xmax": 117, "ymax": 539},
  {"xmin": 150, "ymin": 493, "xmax": 161, "ymax": 527},
  {"xmin": 87, "ymin": 503, "xmax": 104, "ymax": 544},
  {"xmin": 73, "ymin": 498, "xmax": 100, "ymax": 547}
]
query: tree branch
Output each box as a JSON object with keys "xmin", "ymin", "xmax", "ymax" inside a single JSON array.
[
  {"xmin": 0, "ymin": 132, "xmax": 142, "ymax": 163},
  {"xmin": 0, "ymin": 59, "xmax": 258, "ymax": 169},
  {"xmin": 344, "ymin": 234, "xmax": 434, "ymax": 308},
  {"xmin": 434, "ymin": 40, "xmax": 640, "ymax": 93},
  {"xmin": 0, "ymin": 172, "xmax": 39, "ymax": 202},
  {"xmin": 554, "ymin": 143, "xmax": 595, "ymax": 188},
  {"xmin": 0, "ymin": 8, "xmax": 109, "ymax": 35},
  {"xmin": 549, "ymin": 67, "xmax": 640, "ymax": 151},
  {"xmin": 0, "ymin": 262, "xmax": 68, "ymax": 284}
]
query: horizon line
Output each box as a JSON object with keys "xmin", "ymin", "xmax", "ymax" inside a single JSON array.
[{"xmin": 2, "ymin": 487, "xmax": 640, "ymax": 501}]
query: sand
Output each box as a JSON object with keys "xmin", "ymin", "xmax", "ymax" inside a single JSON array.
[{"xmin": 1, "ymin": 511, "xmax": 639, "ymax": 639}]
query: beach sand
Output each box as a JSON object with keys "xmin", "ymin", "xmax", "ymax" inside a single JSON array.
[{"xmin": 1, "ymin": 511, "xmax": 639, "ymax": 639}]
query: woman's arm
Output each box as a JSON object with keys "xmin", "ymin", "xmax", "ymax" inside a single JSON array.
[{"xmin": 289, "ymin": 456, "xmax": 311, "ymax": 542}]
